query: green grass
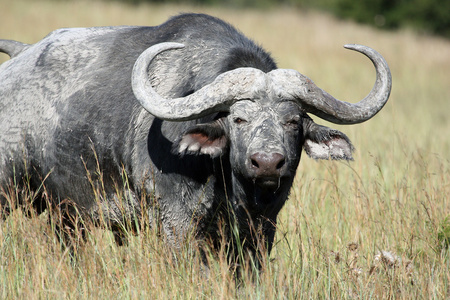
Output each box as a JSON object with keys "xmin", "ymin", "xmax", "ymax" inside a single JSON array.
[{"xmin": 1, "ymin": 0, "xmax": 450, "ymax": 298}]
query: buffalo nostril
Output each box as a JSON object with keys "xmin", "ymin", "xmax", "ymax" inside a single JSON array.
[
  {"xmin": 276, "ymin": 158, "xmax": 285, "ymax": 170},
  {"xmin": 251, "ymin": 159, "xmax": 260, "ymax": 169}
]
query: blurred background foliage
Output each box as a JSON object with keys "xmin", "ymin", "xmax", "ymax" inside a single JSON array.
[{"xmin": 108, "ymin": 0, "xmax": 450, "ymax": 38}]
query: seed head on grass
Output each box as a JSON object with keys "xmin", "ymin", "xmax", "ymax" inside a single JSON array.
[
  {"xmin": 347, "ymin": 242, "xmax": 358, "ymax": 252},
  {"xmin": 330, "ymin": 250, "xmax": 341, "ymax": 264},
  {"xmin": 374, "ymin": 250, "xmax": 399, "ymax": 269}
]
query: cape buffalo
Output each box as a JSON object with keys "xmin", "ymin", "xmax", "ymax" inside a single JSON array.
[{"xmin": 0, "ymin": 13, "xmax": 391, "ymax": 262}]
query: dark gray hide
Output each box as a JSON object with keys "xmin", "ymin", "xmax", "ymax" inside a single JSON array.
[{"xmin": 0, "ymin": 14, "xmax": 390, "ymax": 260}]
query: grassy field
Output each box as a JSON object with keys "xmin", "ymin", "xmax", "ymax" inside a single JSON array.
[{"xmin": 1, "ymin": 0, "xmax": 449, "ymax": 298}]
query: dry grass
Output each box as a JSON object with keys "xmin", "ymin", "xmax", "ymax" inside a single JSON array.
[{"xmin": 1, "ymin": 0, "xmax": 450, "ymax": 298}]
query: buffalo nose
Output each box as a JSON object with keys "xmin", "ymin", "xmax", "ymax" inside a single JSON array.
[{"xmin": 250, "ymin": 152, "xmax": 286, "ymax": 177}]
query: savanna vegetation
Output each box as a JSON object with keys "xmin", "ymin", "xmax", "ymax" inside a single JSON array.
[{"xmin": 0, "ymin": 0, "xmax": 449, "ymax": 298}]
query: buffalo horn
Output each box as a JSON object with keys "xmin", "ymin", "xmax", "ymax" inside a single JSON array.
[
  {"xmin": 269, "ymin": 44, "xmax": 392, "ymax": 124},
  {"xmin": 132, "ymin": 42, "xmax": 266, "ymax": 121}
]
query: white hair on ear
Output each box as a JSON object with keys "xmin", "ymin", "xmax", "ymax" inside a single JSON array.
[
  {"xmin": 200, "ymin": 146, "xmax": 223, "ymax": 157},
  {"xmin": 304, "ymin": 138, "xmax": 353, "ymax": 160}
]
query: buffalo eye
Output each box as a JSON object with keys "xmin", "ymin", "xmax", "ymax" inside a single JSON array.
[
  {"xmin": 284, "ymin": 117, "xmax": 300, "ymax": 129},
  {"xmin": 234, "ymin": 117, "xmax": 247, "ymax": 125}
]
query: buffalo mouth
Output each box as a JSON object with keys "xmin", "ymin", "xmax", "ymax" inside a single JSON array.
[
  {"xmin": 249, "ymin": 176, "xmax": 286, "ymax": 207},
  {"xmin": 254, "ymin": 176, "xmax": 282, "ymax": 191}
]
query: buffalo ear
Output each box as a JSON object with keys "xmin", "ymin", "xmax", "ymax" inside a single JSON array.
[
  {"xmin": 175, "ymin": 119, "xmax": 228, "ymax": 158},
  {"xmin": 303, "ymin": 118, "xmax": 354, "ymax": 160}
]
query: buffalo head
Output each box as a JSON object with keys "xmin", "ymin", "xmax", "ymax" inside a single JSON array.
[{"xmin": 132, "ymin": 42, "xmax": 391, "ymax": 207}]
